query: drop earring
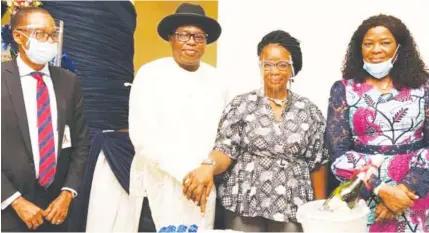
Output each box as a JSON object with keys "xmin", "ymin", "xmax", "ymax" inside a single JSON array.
[{"xmin": 288, "ymin": 77, "xmax": 294, "ymax": 89}]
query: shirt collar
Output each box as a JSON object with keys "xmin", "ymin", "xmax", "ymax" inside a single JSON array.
[{"xmin": 16, "ymin": 55, "xmax": 51, "ymax": 77}]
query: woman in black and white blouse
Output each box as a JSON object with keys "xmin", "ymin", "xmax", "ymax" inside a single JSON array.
[{"xmin": 182, "ymin": 30, "xmax": 328, "ymax": 232}]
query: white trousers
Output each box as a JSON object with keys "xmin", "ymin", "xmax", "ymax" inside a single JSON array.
[{"xmin": 85, "ymin": 150, "xmax": 135, "ymax": 232}]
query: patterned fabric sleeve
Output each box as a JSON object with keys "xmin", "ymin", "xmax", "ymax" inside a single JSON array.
[
  {"xmin": 326, "ymin": 81, "xmax": 382, "ymax": 195},
  {"xmin": 401, "ymin": 83, "xmax": 429, "ymax": 197},
  {"xmin": 305, "ymin": 104, "xmax": 329, "ymax": 171},
  {"xmin": 213, "ymin": 94, "xmax": 246, "ymax": 160}
]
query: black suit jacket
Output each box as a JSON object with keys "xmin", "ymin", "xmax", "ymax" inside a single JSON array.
[{"xmin": 1, "ymin": 60, "xmax": 89, "ymax": 231}]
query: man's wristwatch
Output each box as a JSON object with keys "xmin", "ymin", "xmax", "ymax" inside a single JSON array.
[{"xmin": 201, "ymin": 159, "xmax": 216, "ymax": 170}]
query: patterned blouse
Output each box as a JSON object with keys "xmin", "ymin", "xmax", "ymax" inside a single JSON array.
[
  {"xmin": 214, "ymin": 89, "xmax": 328, "ymax": 222},
  {"xmin": 326, "ymin": 80, "xmax": 429, "ymax": 232}
]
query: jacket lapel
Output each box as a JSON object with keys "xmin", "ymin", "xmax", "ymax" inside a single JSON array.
[
  {"xmin": 49, "ymin": 66, "xmax": 66, "ymax": 151},
  {"xmin": 4, "ymin": 61, "xmax": 33, "ymax": 160}
]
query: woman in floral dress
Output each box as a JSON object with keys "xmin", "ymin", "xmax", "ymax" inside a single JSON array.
[{"xmin": 326, "ymin": 14, "xmax": 429, "ymax": 232}]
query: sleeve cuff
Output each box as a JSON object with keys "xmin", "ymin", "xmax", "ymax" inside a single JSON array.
[
  {"xmin": 402, "ymin": 167, "xmax": 429, "ymax": 197},
  {"xmin": 61, "ymin": 187, "xmax": 78, "ymax": 198},
  {"xmin": 1, "ymin": 192, "xmax": 21, "ymax": 210},
  {"xmin": 213, "ymin": 143, "xmax": 237, "ymax": 160}
]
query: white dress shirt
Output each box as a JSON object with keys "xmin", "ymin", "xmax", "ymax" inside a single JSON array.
[
  {"xmin": 129, "ymin": 57, "xmax": 229, "ymax": 230},
  {"xmin": 1, "ymin": 56, "xmax": 76, "ymax": 210}
]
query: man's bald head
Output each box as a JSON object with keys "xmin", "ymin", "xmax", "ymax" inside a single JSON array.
[{"xmin": 11, "ymin": 7, "xmax": 54, "ymax": 31}]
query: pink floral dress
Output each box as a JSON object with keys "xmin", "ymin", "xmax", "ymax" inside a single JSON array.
[{"xmin": 326, "ymin": 80, "xmax": 429, "ymax": 232}]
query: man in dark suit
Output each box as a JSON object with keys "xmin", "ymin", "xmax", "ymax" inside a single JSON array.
[{"xmin": 1, "ymin": 7, "xmax": 89, "ymax": 232}]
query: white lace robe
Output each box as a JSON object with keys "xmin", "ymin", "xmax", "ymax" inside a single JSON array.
[{"xmin": 129, "ymin": 57, "xmax": 228, "ymax": 232}]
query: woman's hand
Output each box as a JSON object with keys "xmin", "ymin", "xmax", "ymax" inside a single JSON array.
[
  {"xmin": 182, "ymin": 165, "xmax": 215, "ymax": 213},
  {"xmin": 375, "ymin": 202, "xmax": 396, "ymax": 222},
  {"xmin": 378, "ymin": 184, "xmax": 418, "ymax": 215},
  {"xmin": 397, "ymin": 184, "xmax": 419, "ymax": 199}
]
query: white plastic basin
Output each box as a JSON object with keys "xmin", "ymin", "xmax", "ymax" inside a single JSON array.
[{"xmin": 296, "ymin": 200, "xmax": 369, "ymax": 233}]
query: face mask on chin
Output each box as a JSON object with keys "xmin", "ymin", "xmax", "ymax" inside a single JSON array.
[
  {"xmin": 363, "ymin": 45, "xmax": 400, "ymax": 79},
  {"xmin": 20, "ymin": 32, "xmax": 58, "ymax": 65}
]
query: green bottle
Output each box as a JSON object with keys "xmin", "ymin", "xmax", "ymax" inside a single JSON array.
[{"xmin": 321, "ymin": 154, "xmax": 385, "ymax": 211}]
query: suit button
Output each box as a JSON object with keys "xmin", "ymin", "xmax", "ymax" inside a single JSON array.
[{"xmin": 30, "ymin": 162, "xmax": 34, "ymax": 167}]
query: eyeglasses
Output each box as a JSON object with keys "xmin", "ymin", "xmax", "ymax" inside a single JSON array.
[
  {"xmin": 16, "ymin": 28, "xmax": 59, "ymax": 42},
  {"xmin": 260, "ymin": 61, "xmax": 292, "ymax": 71},
  {"xmin": 174, "ymin": 32, "xmax": 207, "ymax": 43}
]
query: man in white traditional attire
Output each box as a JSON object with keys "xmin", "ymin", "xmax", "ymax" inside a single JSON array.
[{"xmin": 128, "ymin": 3, "xmax": 228, "ymax": 232}]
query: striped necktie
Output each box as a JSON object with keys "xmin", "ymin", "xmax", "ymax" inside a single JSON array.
[{"xmin": 32, "ymin": 72, "xmax": 56, "ymax": 188}]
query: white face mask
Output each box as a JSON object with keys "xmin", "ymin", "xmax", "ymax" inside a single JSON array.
[
  {"xmin": 21, "ymin": 33, "xmax": 58, "ymax": 65},
  {"xmin": 363, "ymin": 45, "xmax": 400, "ymax": 79}
]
